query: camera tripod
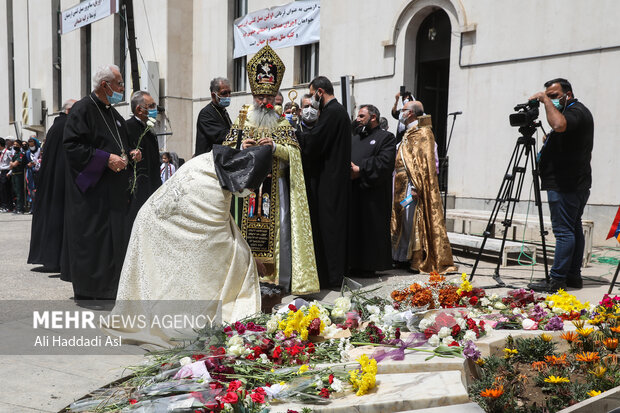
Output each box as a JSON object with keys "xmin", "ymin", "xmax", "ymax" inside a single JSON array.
[{"xmin": 468, "ymin": 122, "xmax": 550, "ymax": 288}]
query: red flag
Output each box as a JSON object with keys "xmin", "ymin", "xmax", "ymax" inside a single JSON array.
[{"xmin": 607, "ymin": 206, "xmax": 620, "ymax": 240}]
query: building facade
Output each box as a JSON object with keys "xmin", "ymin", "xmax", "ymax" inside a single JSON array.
[{"xmin": 1, "ymin": 0, "xmax": 618, "ymax": 245}]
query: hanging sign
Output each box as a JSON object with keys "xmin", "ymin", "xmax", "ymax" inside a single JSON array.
[{"xmin": 61, "ymin": 0, "xmax": 119, "ymax": 34}]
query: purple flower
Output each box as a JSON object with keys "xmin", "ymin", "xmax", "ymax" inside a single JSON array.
[
  {"xmin": 544, "ymin": 315, "xmax": 564, "ymax": 331},
  {"xmin": 529, "ymin": 304, "xmax": 548, "ymax": 321},
  {"xmin": 462, "ymin": 340, "xmax": 481, "ymax": 361}
]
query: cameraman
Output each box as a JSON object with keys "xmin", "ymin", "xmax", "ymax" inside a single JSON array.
[{"xmin": 528, "ymin": 78, "xmax": 593, "ymax": 293}]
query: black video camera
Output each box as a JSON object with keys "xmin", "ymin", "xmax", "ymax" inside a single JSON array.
[{"xmin": 509, "ymin": 99, "xmax": 539, "ymax": 127}]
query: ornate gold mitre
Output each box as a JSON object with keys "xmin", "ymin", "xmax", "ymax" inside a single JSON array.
[{"xmin": 247, "ymin": 44, "xmax": 285, "ymax": 96}]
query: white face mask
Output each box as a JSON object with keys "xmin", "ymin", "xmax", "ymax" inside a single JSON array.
[
  {"xmin": 29, "ymin": 145, "xmax": 36, "ymax": 150},
  {"xmin": 302, "ymin": 106, "xmax": 319, "ymax": 123}
]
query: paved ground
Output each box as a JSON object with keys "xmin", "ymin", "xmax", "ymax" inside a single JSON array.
[{"xmin": 1, "ymin": 213, "xmax": 619, "ymax": 412}]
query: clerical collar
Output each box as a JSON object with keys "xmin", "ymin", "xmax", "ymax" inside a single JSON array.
[
  {"xmin": 90, "ymin": 92, "xmax": 111, "ymax": 109},
  {"xmin": 134, "ymin": 115, "xmax": 145, "ymax": 125},
  {"xmin": 406, "ymin": 119, "xmax": 419, "ymax": 130}
]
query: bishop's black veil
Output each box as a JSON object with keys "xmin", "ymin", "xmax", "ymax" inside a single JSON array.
[{"xmin": 212, "ymin": 145, "xmax": 272, "ymax": 193}]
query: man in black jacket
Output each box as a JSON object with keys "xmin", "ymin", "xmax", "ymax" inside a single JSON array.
[
  {"xmin": 298, "ymin": 76, "xmax": 351, "ymax": 290},
  {"xmin": 127, "ymin": 91, "xmax": 161, "ymax": 221},
  {"xmin": 195, "ymin": 77, "xmax": 233, "ymax": 155},
  {"xmin": 349, "ymin": 104, "xmax": 396, "ymax": 277}
]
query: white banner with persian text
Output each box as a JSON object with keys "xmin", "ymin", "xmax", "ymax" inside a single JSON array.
[
  {"xmin": 233, "ymin": 1, "xmax": 320, "ymax": 59},
  {"xmin": 61, "ymin": 0, "xmax": 119, "ymax": 34}
]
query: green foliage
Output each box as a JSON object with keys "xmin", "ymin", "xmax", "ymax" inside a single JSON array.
[{"xmin": 514, "ymin": 337, "xmax": 555, "ymax": 363}]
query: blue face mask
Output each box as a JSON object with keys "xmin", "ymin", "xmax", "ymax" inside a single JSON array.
[
  {"xmin": 148, "ymin": 108, "xmax": 158, "ymax": 119},
  {"xmin": 218, "ymin": 96, "xmax": 231, "ymax": 107},
  {"xmin": 551, "ymin": 94, "xmax": 566, "ymax": 110},
  {"xmin": 106, "ymin": 82, "xmax": 123, "ymax": 104}
]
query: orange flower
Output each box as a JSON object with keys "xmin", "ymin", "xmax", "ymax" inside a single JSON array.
[
  {"xmin": 611, "ymin": 326, "xmax": 620, "ymax": 334},
  {"xmin": 575, "ymin": 352, "xmax": 600, "ymax": 363},
  {"xmin": 480, "ymin": 386, "xmax": 504, "ymax": 399},
  {"xmin": 545, "ymin": 354, "xmax": 568, "ymax": 366},
  {"xmin": 428, "ymin": 272, "xmax": 446, "ymax": 285},
  {"xmin": 603, "ymin": 354, "xmax": 619, "ymax": 366},
  {"xmin": 604, "ymin": 337, "xmax": 619, "ymax": 351},
  {"xmin": 560, "ymin": 331, "xmax": 578, "ymax": 343},
  {"xmin": 531, "ymin": 361, "xmax": 548, "ymax": 372}
]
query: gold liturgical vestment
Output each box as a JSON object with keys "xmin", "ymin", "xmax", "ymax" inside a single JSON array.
[
  {"xmin": 391, "ymin": 116, "xmax": 457, "ymax": 274},
  {"xmin": 225, "ymin": 107, "xmax": 320, "ymax": 295}
]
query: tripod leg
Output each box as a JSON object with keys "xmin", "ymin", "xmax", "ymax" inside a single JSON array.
[
  {"xmin": 608, "ymin": 261, "xmax": 620, "ymax": 295},
  {"xmin": 529, "ymin": 143, "xmax": 550, "ymax": 281}
]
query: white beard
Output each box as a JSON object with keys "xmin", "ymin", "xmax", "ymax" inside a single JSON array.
[{"xmin": 248, "ymin": 104, "xmax": 280, "ymax": 129}]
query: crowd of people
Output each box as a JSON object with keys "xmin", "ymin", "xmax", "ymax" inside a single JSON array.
[
  {"xmin": 0, "ymin": 135, "xmax": 44, "ymax": 214},
  {"xmin": 17, "ymin": 43, "xmax": 591, "ymax": 320}
]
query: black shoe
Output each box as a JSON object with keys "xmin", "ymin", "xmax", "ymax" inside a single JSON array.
[
  {"xmin": 566, "ymin": 277, "xmax": 583, "ymax": 289},
  {"xmin": 528, "ymin": 277, "xmax": 567, "ymax": 293},
  {"xmin": 408, "ymin": 267, "xmax": 420, "ymax": 274}
]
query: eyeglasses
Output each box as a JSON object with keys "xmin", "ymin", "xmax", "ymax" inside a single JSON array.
[{"xmin": 141, "ymin": 103, "xmax": 157, "ymax": 109}]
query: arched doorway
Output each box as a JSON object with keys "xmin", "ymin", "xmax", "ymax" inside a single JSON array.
[{"xmin": 413, "ymin": 8, "xmax": 451, "ymax": 188}]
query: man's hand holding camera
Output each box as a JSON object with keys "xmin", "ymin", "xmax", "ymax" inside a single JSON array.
[{"xmin": 529, "ymin": 83, "xmax": 570, "ymax": 133}]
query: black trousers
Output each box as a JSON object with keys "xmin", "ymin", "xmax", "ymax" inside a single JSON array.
[{"xmin": 0, "ymin": 170, "xmax": 11, "ymax": 209}]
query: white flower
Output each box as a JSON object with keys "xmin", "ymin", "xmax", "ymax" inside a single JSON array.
[
  {"xmin": 553, "ymin": 306, "xmax": 565, "ymax": 315},
  {"xmin": 521, "ymin": 318, "xmax": 538, "ymax": 330},
  {"xmin": 442, "ymin": 336, "xmax": 455, "ymax": 346},
  {"xmin": 263, "ymin": 383, "xmax": 287, "ymax": 399},
  {"xmin": 366, "ymin": 305, "xmax": 381, "ymax": 315},
  {"xmin": 428, "ymin": 334, "xmax": 440, "ymax": 346},
  {"xmin": 494, "ymin": 302, "xmax": 507, "ymax": 310},
  {"xmin": 333, "ymin": 297, "xmax": 351, "ymax": 312},
  {"xmin": 512, "ymin": 308, "xmax": 523, "ymax": 315},
  {"xmin": 147, "ymin": 117, "xmax": 156, "ymax": 127},
  {"xmin": 179, "ymin": 356, "xmax": 192, "ymax": 366},
  {"xmin": 490, "ymin": 294, "xmax": 499, "ymax": 301},
  {"xmin": 438, "ymin": 326, "xmax": 451, "ymax": 339},
  {"xmin": 463, "ymin": 330, "xmax": 477, "ymax": 342},
  {"xmin": 456, "ymin": 318, "xmax": 467, "ymax": 330},
  {"xmin": 340, "ymin": 350, "xmax": 350, "ymax": 362},
  {"xmin": 480, "ymin": 297, "xmax": 491, "ymax": 306},
  {"xmin": 322, "ymin": 324, "xmax": 339, "ymax": 339},
  {"xmin": 266, "ymin": 318, "xmax": 279, "ymax": 333},
  {"xmin": 227, "ymin": 334, "xmax": 244, "ymax": 348},
  {"xmin": 331, "ymin": 308, "xmax": 345, "ymax": 319},
  {"xmin": 369, "ymin": 314, "xmax": 380, "ymax": 324},
  {"xmin": 259, "ymin": 353, "xmax": 269, "ymax": 363},
  {"xmin": 331, "ymin": 377, "xmax": 344, "ymax": 392},
  {"xmin": 419, "ymin": 319, "xmax": 432, "ymax": 330}
]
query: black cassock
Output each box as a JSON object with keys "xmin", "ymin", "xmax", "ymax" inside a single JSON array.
[
  {"xmin": 27, "ymin": 113, "xmax": 69, "ymax": 270},
  {"xmin": 297, "ymin": 98, "xmax": 351, "ymax": 288},
  {"xmin": 60, "ymin": 93, "xmax": 132, "ymax": 299},
  {"xmin": 349, "ymin": 126, "xmax": 396, "ymax": 272},
  {"xmin": 195, "ymin": 102, "xmax": 232, "ymax": 155},
  {"xmin": 126, "ymin": 116, "xmax": 161, "ymax": 222}
]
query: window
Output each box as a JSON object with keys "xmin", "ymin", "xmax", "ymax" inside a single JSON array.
[
  {"xmin": 81, "ymin": 25, "xmax": 92, "ymax": 96},
  {"xmin": 298, "ymin": 42, "xmax": 319, "ymax": 84},
  {"xmin": 52, "ymin": 0, "xmax": 61, "ymax": 112},
  {"xmin": 6, "ymin": 0, "xmax": 15, "ymax": 122},
  {"xmin": 233, "ymin": 56, "xmax": 247, "ymax": 92}
]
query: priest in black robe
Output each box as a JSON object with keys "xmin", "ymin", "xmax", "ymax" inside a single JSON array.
[
  {"xmin": 297, "ymin": 76, "xmax": 351, "ymax": 289},
  {"xmin": 349, "ymin": 105, "xmax": 396, "ymax": 276},
  {"xmin": 27, "ymin": 99, "xmax": 76, "ymax": 271},
  {"xmin": 60, "ymin": 64, "xmax": 141, "ymax": 300},
  {"xmin": 195, "ymin": 77, "xmax": 233, "ymax": 155},
  {"xmin": 127, "ymin": 91, "xmax": 161, "ymax": 222}
]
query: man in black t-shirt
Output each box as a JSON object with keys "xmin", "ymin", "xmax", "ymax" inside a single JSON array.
[{"xmin": 528, "ymin": 78, "xmax": 594, "ymax": 293}]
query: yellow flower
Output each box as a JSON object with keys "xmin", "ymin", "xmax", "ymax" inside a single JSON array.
[
  {"xmin": 349, "ymin": 354, "xmax": 378, "ymax": 396},
  {"xmin": 456, "ymin": 273, "xmax": 473, "ymax": 295},
  {"xmin": 572, "ymin": 320, "xmax": 586, "ymax": 329},
  {"xmin": 588, "ymin": 366, "xmax": 607, "ymax": 378},
  {"xmin": 577, "ymin": 327, "xmax": 594, "ymax": 338},
  {"xmin": 503, "ymin": 348, "xmax": 518, "ymax": 359},
  {"xmin": 540, "ymin": 333, "xmax": 553, "ymax": 342},
  {"xmin": 544, "ymin": 375, "xmax": 570, "ymax": 384},
  {"xmin": 297, "ymin": 364, "xmax": 309, "ymax": 374},
  {"xmin": 587, "ymin": 390, "xmax": 602, "ymax": 397},
  {"xmin": 300, "ymin": 329, "xmax": 309, "ymax": 341},
  {"xmin": 475, "ymin": 359, "xmax": 485, "ymax": 366}
]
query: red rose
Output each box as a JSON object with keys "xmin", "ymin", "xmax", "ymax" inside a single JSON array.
[
  {"xmin": 266, "ymin": 103, "xmax": 274, "ymax": 110},
  {"xmin": 319, "ymin": 387, "xmax": 330, "ymax": 398},
  {"xmin": 448, "ymin": 341, "xmax": 460, "ymax": 347},
  {"xmin": 306, "ymin": 342, "xmax": 315, "ymax": 353},
  {"xmin": 250, "ymin": 391, "xmax": 265, "ymax": 403},
  {"xmin": 191, "ymin": 354, "xmax": 206, "ymax": 361},
  {"xmin": 288, "ymin": 304, "xmax": 297, "ymax": 312},
  {"xmin": 129, "ymin": 399, "xmax": 138, "ymax": 405},
  {"xmin": 424, "ymin": 328, "xmax": 435, "ymax": 339},
  {"xmin": 210, "ymin": 382, "xmax": 224, "ymax": 390},
  {"xmin": 451, "ymin": 325, "xmax": 461, "ymax": 337},
  {"xmin": 469, "ymin": 296, "xmax": 479, "ymax": 306},
  {"xmin": 228, "ymin": 380, "xmax": 243, "ymax": 392},
  {"xmin": 466, "ymin": 318, "xmax": 476, "ymax": 329},
  {"xmin": 395, "ymin": 327, "xmax": 401, "ymax": 340},
  {"xmin": 328, "ymin": 374, "xmax": 334, "ymax": 384},
  {"xmin": 221, "ymin": 392, "xmax": 238, "ymax": 404},
  {"xmin": 272, "ymin": 346, "xmax": 282, "ymax": 359}
]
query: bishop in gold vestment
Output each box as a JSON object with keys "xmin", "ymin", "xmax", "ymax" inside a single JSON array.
[
  {"xmin": 391, "ymin": 113, "xmax": 457, "ymax": 274},
  {"xmin": 225, "ymin": 44, "xmax": 319, "ymax": 295}
]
